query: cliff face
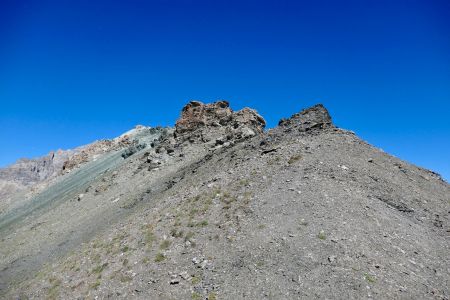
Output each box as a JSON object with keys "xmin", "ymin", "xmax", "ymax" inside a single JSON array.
[
  {"xmin": 0, "ymin": 150, "xmax": 72, "ymax": 186},
  {"xmin": 0, "ymin": 101, "xmax": 448, "ymax": 300},
  {"xmin": 0, "ymin": 150, "xmax": 74, "ymax": 211}
]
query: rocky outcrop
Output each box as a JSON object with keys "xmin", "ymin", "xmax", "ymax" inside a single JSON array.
[
  {"xmin": 61, "ymin": 138, "xmax": 133, "ymax": 173},
  {"xmin": 0, "ymin": 150, "xmax": 75, "ymax": 204},
  {"xmin": 0, "ymin": 150, "xmax": 73, "ymax": 188},
  {"xmin": 174, "ymin": 100, "xmax": 266, "ymax": 145},
  {"xmin": 278, "ymin": 104, "xmax": 334, "ymax": 132}
]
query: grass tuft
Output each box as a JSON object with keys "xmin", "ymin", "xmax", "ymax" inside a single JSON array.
[
  {"xmin": 155, "ymin": 252, "xmax": 166, "ymax": 262},
  {"xmin": 318, "ymin": 230, "xmax": 326, "ymax": 240},
  {"xmin": 288, "ymin": 154, "xmax": 302, "ymax": 164},
  {"xmin": 159, "ymin": 240, "xmax": 171, "ymax": 250}
]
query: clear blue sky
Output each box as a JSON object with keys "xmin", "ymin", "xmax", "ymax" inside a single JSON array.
[{"xmin": 1, "ymin": 0, "xmax": 449, "ymax": 180}]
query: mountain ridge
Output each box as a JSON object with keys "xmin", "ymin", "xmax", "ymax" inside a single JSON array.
[{"xmin": 0, "ymin": 101, "xmax": 448, "ymax": 299}]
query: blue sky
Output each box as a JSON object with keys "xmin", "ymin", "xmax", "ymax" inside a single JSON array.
[{"xmin": 0, "ymin": 0, "xmax": 449, "ymax": 180}]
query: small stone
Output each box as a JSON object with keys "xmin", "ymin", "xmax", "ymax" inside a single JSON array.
[
  {"xmin": 328, "ymin": 256, "xmax": 337, "ymax": 263},
  {"xmin": 192, "ymin": 257, "xmax": 201, "ymax": 264},
  {"xmin": 179, "ymin": 271, "xmax": 190, "ymax": 280},
  {"xmin": 77, "ymin": 194, "xmax": 84, "ymax": 201},
  {"xmin": 169, "ymin": 278, "xmax": 180, "ymax": 285},
  {"xmin": 241, "ymin": 127, "xmax": 256, "ymax": 138},
  {"xmin": 339, "ymin": 165, "xmax": 349, "ymax": 170},
  {"xmin": 215, "ymin": 137, "xmax": 225, "ymax": 146},
  {"xmin": 368, "ymin": 158, "xmax": 374, "ymax": 163},
  {"xmin": 200, "ymin": 260, "xmax": 209, "ymax": 269}
]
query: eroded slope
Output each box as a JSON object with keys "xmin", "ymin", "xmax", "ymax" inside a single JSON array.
[{"xmin": 2, "ymin": 101, "xmax": 449, "ymax": 299}]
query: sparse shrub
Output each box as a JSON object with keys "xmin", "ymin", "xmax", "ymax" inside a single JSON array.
[
  {"xmin": 155, "ymin": 252, "xmax": 166, "ymax": 262},
  {"xmin": 288, "ymin": 154, "xmax": 302, "ymax": 164},
  {"xmin": 190, "ymin": 208, "xmax": 199, "ymax": 216},
  {"xmin": 192, "ymin": 292, "xmax": 201, "ymax": 300},
  {"xmin": 364, "ymin": 273, "xmax": 376, "ymax": 283},
  {"xmin": 160, "ymin": 240, "xmax": 171, "ymax": 250},
  {"xmin": 119, "ymin": 273, "xmax": 133, "ymax": 282},
  {"xmin": 92, "ymin": 253, "xmax": 101, "ymax": 263},
  {"xmin": 208, "ymin": 292, "xmax": 217, "ymax": 300},
  {"xmin": 318, "ymin": 230, "xmax": 326, "ymax": 240},
  {"xmin": 239, "ymin": 179, "xmax": 249, "ymax": 186},
  {"xmin": 91, "ymin": 263, "xmax": 108, "ymax": 274},
  {"xmin": 170, "ymin": 228, "xmax": 184, "ymax": 238},
  {"xmin": 185, "ymin": 231, "xmax": 195, "ymax": 241},
  {"xmin": 197, "ymin": 220, "xmax": 208, "ymax": 227},
  {"xmin": 144, "ymin": 229, "xmax": 156, "ymax": 248},
  {"xmin": 47, "ymin": 277, "xmax": 61, "ymax": 299},
  {"xmin": 92, "ymin": 240, "xmax": 103, "ymax": 249},
  {"xmin": 90, "ymin": 279, "xmax": 101, "ymax": 290}
]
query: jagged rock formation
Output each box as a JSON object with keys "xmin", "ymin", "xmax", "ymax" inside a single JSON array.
[
  {"xmin": 174, "ymin": 100, "xmax": 266, "ymax": 145},
  {"xmin": 0, "ymin": 150, "xmax": 74, "ymax": 209},
  {"xmin": 0, "ymin": 150, "xmax": 72, "ymax": 186},
  {"xmin": 0, "ymin": 101, "xmax": 448, "ymax": 300},
  {"xmin": 278, "ymin": 103, "xmax": 334, "ymax": 131}
]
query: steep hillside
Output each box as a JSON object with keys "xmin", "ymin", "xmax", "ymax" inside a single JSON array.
[{"xmin": 1, "ymin": 101, "xmax": 449, "ymax": 299}]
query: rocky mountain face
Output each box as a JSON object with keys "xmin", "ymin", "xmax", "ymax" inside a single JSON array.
[
  {"xmin": 0, "ymin": 149, "xmax": 75, "ymax": 213},
  {"xmin": 0, "ymin": 150, "xmax": 71, "ymax": 191},
  {"xmin": 0, "ymin": 101, "xmax": 448, "ymax": 300},
  {"xmin": 0, "ymin": 125, "xmax": 165, "ymax": 214}
]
